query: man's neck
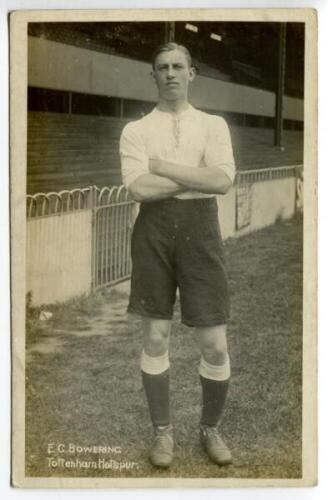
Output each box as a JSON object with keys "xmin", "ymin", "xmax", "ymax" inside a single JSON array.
[{"xmin": 157, "ymin": 98, "xmax": 190, "ymax": 115}]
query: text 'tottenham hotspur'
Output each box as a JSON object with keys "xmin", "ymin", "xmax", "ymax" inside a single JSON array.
[{"xmin": 47, "ymin": 457, "xmax": 139, "ymax": 471}]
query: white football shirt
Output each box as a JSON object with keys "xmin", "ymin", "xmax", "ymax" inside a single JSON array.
[{"xmin": 120, "ymin": 104, "xmax": 235, "ymax": 199}]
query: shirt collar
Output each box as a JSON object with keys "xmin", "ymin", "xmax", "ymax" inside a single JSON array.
[{"xmin": 153, "ymin": 104, "xmax": 196, "ymax": 120}]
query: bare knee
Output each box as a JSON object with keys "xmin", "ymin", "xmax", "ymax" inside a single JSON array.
[
  {"xmin": 143, "ymin": 318, "xmax": 171, "ymax": 356},
  {"xmin": 198, "ymin": 324, "xmax": 228, "ymax": 365}
]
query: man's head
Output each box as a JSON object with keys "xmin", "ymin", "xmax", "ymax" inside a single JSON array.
[
  {"xmin": 151, "ymin": 43, "xmax": 193, "ymax": 70},
  {"xmin": 151, "ymin": 43, "xmax": 196, "ymax": 102}
]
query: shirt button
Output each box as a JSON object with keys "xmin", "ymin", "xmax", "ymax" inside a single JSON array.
[
  {"xmin": 186, "ymin": 236, "xmax": 190, "ymax": 241},
  {"xmin": 174, "ymin": 223, "xmax": 178, "ymax": 229}
]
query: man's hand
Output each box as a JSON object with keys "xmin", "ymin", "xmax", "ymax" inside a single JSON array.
[
  {"xmin": 128, "ymin": 173, "xmax": 186, "ymax": 202},
  {"xmin": 148, "ymin": 157, "xmax": 233, "ymax": 195}
]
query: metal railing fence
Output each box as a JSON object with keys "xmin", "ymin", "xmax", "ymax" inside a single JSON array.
[
  {"xmin": 93, "ymin": 186, "xmax": 136, "ymax": 288},
  {"xmin": 27, "ymin": 185, "xmax": 136, "ymax": 290},
  {"xmin": 236, "ymin": 164, "xmax": 303, "ymax": 184},
  {"xmin": 26, "ymin": 187, "xmax": 95, "ymax": 217},
  {"xmin": 26, "ymin": 164, "xmax": 303, "ymax": 293},
  {"xmin": 26, "ymin": 165, "xmax": 302, "ymax": 218}
]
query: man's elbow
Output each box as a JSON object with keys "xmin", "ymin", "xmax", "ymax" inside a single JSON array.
[
  {"xmin": 216, "ymin": 176, "xmax": 233, "ymax": 195},
  {"xmin": 220, "ymin": 182, "xmax": 232, "ymax": 195},
  {"xmin": 128, "ymin": 184, "xmax": 142, "ymax": 202},
  {"xmin": 127, "ymin": 180, "xmax": 147, "ymax": 202},
  {"xmin": 210, "ymin": 168, "xmax": 234, "ymax": 195}
]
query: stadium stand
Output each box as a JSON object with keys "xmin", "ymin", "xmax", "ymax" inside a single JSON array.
[
  {"xmin": 27, "ymin": 22, "xmax": 304, "ymax": 194},
  {"xmin": 27, "ymin": 111, "xmax": 303, "ymax": 194}
]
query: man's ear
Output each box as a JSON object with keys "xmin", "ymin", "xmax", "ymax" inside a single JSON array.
[{"xmin": 189, "ymin": 66, "xmax": 196, "ymax": 82}]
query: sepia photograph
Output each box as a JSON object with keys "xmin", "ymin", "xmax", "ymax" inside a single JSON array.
[{"xmin": 10, "ymin": 8, "xmax": 317, "ymax": 488}]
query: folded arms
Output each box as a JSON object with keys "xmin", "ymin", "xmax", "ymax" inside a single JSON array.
[{"xmin": 128, "ymin": 160, "xmax": 232, "ymax": 202}]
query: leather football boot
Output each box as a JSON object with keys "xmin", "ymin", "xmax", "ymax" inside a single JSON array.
[
  {"xmin": 200, "ymin": 425, "xmax": 232, "ymax": 465},
  {"xmin": 149, "ymin": 424, "xmax": 174, "ymax": 468}
]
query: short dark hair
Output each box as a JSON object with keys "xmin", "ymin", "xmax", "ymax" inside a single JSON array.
[{"xmin": 151, "ymin": 43, "xmax": 193, "ymax": 69}]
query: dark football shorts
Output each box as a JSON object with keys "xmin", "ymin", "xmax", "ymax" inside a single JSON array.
[{"xmin": 128, "ymin": 197, "xmax": 230, "ymax": 327}]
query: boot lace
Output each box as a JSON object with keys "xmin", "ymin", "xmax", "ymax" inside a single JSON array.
[
  {"xmin": 202, "ymin": 426, "xmax": 223, "ymax": 445},
  {"xmin": 153, "ymin": 426, "xmax": 173, "ymax": 451}
]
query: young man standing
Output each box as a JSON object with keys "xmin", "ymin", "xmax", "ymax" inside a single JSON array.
[{"xmin": 120, "ymin": 43, "xmax": 235, "ymax": 468}]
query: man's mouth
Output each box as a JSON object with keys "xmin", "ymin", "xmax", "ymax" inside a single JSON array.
[{"xmin": 167, "ymin": 82, "xmax": 179, "ymax": 86}]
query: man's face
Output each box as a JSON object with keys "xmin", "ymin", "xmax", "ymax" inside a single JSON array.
[{"xmin": 152, "ymin": 49, "xmax": 196, "ymax": 101}]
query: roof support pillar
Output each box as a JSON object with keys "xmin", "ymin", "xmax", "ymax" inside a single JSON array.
[
  {"xmin": 274, "ymin": 23, "xmax": 287, "ymax": 148},
  {"xmin": 165, "ymin": 22, "xmax": 175, "ymax": 43}
]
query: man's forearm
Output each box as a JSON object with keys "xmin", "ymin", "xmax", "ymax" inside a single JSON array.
[
  {"xmin": 128, "ymin": 173, "xmax": 186, "ymax": 202},
  {"xmin": 150, "ymin": 160, "xmax": 233, "ymax": 195}
]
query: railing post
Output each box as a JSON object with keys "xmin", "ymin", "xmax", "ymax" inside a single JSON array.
[{"xmin": 90, "ymin": 186, "xmax": 97, "ymax": 291}]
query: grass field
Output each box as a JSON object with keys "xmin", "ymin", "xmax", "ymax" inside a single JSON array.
[{"xmin": 25, "ymin": 217, "xmax": 303, "ymax": 479}]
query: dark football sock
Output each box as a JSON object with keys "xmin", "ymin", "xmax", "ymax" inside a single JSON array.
[
  {"xmin": 142, "ymin": 369, "xmax": 170, "ymax": 427},
  {"xmin": 200, "ymin": 376, "xmax": 230, "ymax": 427}
]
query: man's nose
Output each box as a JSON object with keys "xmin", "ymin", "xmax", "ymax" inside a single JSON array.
[{"xmin": 167, "ymin": 66, "xmax": 174, "ymax": 78}]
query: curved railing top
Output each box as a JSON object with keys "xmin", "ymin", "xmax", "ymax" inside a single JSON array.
[
  {"xmin": 27, "ymin": 165, "xmax": 303, "ymax": 218},
  {"xmin": 236, "ymin": 164, "xmax": 303, "ymax": 183},
  {"xmin": 27, "ymin": 185, "xmax": 134, "ymax": 218}
]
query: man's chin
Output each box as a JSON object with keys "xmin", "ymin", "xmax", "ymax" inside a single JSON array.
[{"xmin": 163, "ymin": 91, "xmax": 182, "ymax": 101}]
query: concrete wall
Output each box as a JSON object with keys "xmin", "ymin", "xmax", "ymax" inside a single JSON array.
[
  {"xmin": 218, "ymin": 176, "xmax": 296, "ymax": 240},
  {"xmin": 248, "ymin": 177, "xmax": 296, "ymax": 231},
  {"xmin": 217, "ymin": 188, "xmax": 236, "ymax": 240},
  {"xmin": 28, "ymin": 36, "xmax": 304, "ymax": 121},
  {"xmin": 26, "ymin": 210, "xmax": 93, "ymax": 305}
]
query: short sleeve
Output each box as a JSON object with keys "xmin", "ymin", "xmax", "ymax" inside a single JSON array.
[
  {"xmin": 204, "ymin": 116, "xmax": 236, "ymax": 183},
  {"xmin": 119, "ymin": 122, "xmax": 149, "ymax": 189}
]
